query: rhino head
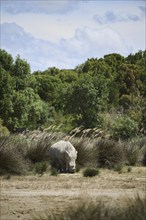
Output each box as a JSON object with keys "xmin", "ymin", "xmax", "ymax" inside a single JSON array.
[{"xmin": 65, "ymin": 150, "xmax": 78, "ymax": 173}]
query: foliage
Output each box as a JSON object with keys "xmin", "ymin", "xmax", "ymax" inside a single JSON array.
[
  {"xmin": 112, "ymin": 116, "xmax": 139, "ymax": 140},
  {"xmin": 0, "ymin": 118, "xmax": 9, "ymax": 136},
  {"xmin": 0, "ymin": 49, "xmax": 14, "ymax": 71},
  {"xmin": 13, "ymin": 55, "xmax": 30, "ymax": 77},
  {"xmin": 83, "ymin": 167, "xmax": 99, "ymax": 177},
  {"xmin": 62, "ymin": 73, "xmax": 108, "ymax": 128},
  {"xmin": 0, "ymin": 49, "xmax": 146, "ymax": 137}
]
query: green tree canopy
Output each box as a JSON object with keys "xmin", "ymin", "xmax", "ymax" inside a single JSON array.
[{"xmin": 62, "ymin": 73, "xmax": 108, "ymax": 128}]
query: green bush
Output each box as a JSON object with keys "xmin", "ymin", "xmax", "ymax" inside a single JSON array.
[
  {"xmin": 96, "ymin": 139, "xmax": 125, "ymax": 169},
  {"xmin": 112, "ymin": 116, "xmax": 139, "ymax": 140},
  {"xmin": 0, "ymin": 118, "xmax": 9, "ymax": 136},
  {"xmin": 83, "ymin": 167, "xmax": 99, "ymax": 177}
]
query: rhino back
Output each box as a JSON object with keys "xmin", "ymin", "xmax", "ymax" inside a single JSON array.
[{"xmin": 49, "ymin": 140, "xmax": 76, "ymax": 158}]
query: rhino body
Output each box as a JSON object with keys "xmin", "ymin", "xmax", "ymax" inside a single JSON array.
[{"xmin": 49, "ymin": 140, "xmax": 77, "ymax": 173}]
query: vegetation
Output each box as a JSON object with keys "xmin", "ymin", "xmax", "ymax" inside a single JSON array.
[
  {"xmin": 0, "ymin": 49, "xmax": 146, "ymax": 138},
  {"xmin": 83, "ymin": 167, "xmax": 99, "ymax": 177},
  {"xmin": 95, "ymin": 139, "xmax": 125, "ymax": 168},
  {"xmin": 0, "ymin": 131, "xmax": 145, "ymax": 175},
  {"xmin": 34, "ymin": 161, "xmax": 48, "ymax": 175},
  {"xmin": 0, "ymin": 135, "xmax": 29, "ymax": 174},
  {"xmin": 0, "ymin": 49, "xmax": 146, "ymax": 174},
  {"xmin": 33, "ymin": 195, "xmax": 146, "ymax": 220}
]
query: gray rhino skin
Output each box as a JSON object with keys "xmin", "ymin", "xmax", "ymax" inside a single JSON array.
[{"xmin": 49, "ymin": 140, "xmax": 77, "ymax": 173}]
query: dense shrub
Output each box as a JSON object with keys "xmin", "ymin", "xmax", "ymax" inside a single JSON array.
[
  {"xmin": 95, "ymin": 139, "xmax": 125, "ymax": 168},
  {"xmin": 0, "ymin": 135, "xmax": 29, "ymax": 174},
  {"xmin": 0, "ymin": 118, "xmax": 10, "ymax": 136},
  {"xmin": 112, "ymin": 116, "xmax": 139, "ymax": 140},
  {"xmin": 83, "ymin": 167, "xmax": 99, "ymax": 177}
]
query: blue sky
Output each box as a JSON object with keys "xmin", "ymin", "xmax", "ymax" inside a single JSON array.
[{"xmin": 1, "ymin": 0, "xmax": 146, "ymax": 72}]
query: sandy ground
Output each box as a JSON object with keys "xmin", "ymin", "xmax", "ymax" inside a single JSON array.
[{"xmin": 0, "ymin": 167, "xmax": 146, "ymax": 220}]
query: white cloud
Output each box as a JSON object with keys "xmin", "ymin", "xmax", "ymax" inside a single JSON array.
[
  {"xmin": 1, "ymin": 0, "xmax": 77, "ymax": 14},
  {"xmin": 1, "ymin": 1, "xmax": 145, "ymax": 71},
  {"xmin": 93, "ymin": 11, "xmax": 141, "ymax": 24},
  {"xmin": 1, "ymin": 23, "xmax": 129, "ymax": 71}
]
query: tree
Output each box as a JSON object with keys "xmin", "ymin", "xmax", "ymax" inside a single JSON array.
[
  {"xmin": 0, "ymin": 67, "xmax": 15, "ymax": 127},
  {"xmin": 34, "ymin": 74, "xmax": 62, "ymax": 105},
  {"xmin": 13, "ymin": 55, "xmax": 31, "ymax": 77},
  {"xmin": 0, "ymin": 49, "xmax": 14, "ymax": 72},
  {"xmin": 62, "ymin": 73, "xmax": 108, "ymax": 128},
  {"xmin": 7, "ymin": 88, "xmax": 49, "ymax": 131},
  {"xmin": 116, "ymin": 64, "xmax": 141, "ymax": 97}
]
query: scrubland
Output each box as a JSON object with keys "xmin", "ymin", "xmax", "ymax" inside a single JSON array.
[{"xmin": 0, "ymin": 130, "xmax": 146, "ymax": 220}]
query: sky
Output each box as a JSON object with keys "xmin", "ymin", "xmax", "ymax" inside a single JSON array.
[{"xmin": 0, "ymin": 0, "xmax": 146, "ymax": 72}]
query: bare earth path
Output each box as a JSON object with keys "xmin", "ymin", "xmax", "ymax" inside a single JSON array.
[{"xmin": 0, "ymin": 167, "xmax": 146, "ymax": 220}]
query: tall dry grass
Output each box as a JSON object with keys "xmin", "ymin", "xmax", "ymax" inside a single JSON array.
[
  {"xmin": 123, "ymin": 136, "xmax": 146, "ymax": 166},
  {"xmin": 0, "ymin": 130, "xmax": 145, "ymax": 175},
  {"xmin": 0, "ymin": 135, "xmax": 29, "ymax": 174},
  {"xmin": 32, "ymin": 195, "xmax": 146, "ymax": 220}
]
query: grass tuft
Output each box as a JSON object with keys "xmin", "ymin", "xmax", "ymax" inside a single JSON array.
[
  {"xmin": 0, "ymin": 135, "xmax": 29, "ymax": 175},
  {"xmin": 34, "ymin": 161, "xmax": 48, "ymax": 175},
  {"xmin": 83, "ymin": 167, "xmax": 99, "ymax": 177},
  {"xmin": 26, "ymin": 134, "xmax": 51, "ymax": 163},
  {"xmin": 71, "ymin": 137, "xmax": 97, "ymax": 169},
  {"xmin": 95, "ymin": 139, "xmax": 125, "ymax": 169},
  {"xmin": 50, "ymin": 167, "xmax": 59, "ymax": 176}
]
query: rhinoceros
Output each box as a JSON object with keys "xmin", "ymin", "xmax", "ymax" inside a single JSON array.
[{"xmin": 49, "ymin": 140, "xmax": 77, "ymax": 173}]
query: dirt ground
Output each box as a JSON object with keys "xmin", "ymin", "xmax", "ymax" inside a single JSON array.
[{"xmin": 0, "ymin": 167, "xmax": 146, "ymax": 220}]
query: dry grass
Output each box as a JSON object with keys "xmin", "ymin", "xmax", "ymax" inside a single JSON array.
[
  {"xmin": 32, "ymin": 195, "xmax": 146, "ymax": 220},
  {"xmin": 0, "ymin": 135, "xmax": 29, "ymax": 175},
  {"xmin": 95, "ymin": 138, "xmax": 125, "ymax": 169},
  {"xmin": 0, "ymin": 131, "xmax": 145, "ymax": 175},
  {"xmin": 1, "ymin": 166, "xmax": 146, "ymax": 220}
]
